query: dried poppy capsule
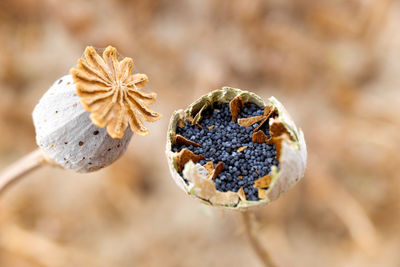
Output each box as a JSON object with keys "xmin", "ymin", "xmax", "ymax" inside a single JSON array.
[
  {"xmin": 32, "ymin": 46, "xmax": 161, "ymax": 173},
  {"xmin": 166, "ymin": 87, "xmax": 307, "ymax": 209},
  {"xmin": 32, "ymin": 74, "xmax": 133, "ymax": 172},
  {"xmin": 0, "ymin": 45, "xmax": 162, "ymax": 195}
]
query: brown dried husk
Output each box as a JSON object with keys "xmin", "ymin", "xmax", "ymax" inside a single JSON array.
[{"xmin": 166, "ymin": 87, "xmax": 307, "ymax": 209}]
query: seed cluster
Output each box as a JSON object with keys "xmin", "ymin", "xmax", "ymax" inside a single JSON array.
[{"xmin": 172, "ymin": 103, "xmax": 279, "ymax": 201}]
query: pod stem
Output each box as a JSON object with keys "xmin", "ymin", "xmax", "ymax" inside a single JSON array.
[
  {"xmin": 0, "ymin": 149, "xmax": 47, "ymax": 195},
  {"xmin": 241, "ymin": 210, "xmax": 278, "ymax": 267}
]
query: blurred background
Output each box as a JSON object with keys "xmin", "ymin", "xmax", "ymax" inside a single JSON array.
[{"xmin": 0, "ymin": 0, "xmax": 399, "ymax": 266}]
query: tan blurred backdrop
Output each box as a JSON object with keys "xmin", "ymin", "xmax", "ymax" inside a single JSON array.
[{"xmin": 0, "ymin": 0, "xmax": 400, "ymax": 266}]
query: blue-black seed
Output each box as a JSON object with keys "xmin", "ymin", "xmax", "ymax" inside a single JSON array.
[{"xmin": 172, "ymin": 102, "xmax": 279, "ymax": 200}]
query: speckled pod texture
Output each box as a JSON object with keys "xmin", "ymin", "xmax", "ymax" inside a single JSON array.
[
  {"xmin": 166, "ymin": 87, "xmax": 307, "ymax": 209},
  {"xmin": 33, "ymin": 75, "xmax": 133, "ymax": 173}
]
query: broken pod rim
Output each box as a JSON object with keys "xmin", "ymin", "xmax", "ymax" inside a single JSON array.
[{"xmin": 166, "ymin": 87, "xmax": 307, "ymax": 209}]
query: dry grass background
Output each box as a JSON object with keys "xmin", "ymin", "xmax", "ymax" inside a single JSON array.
[{"xmin": 0, "ymin": 0, "xmax": 400, "ymax": 266}]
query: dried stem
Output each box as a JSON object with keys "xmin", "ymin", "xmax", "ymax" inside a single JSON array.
[
  {"xmin": 0, "ymin": 149, "xmax": 47, "ymax": 195},
  {"xmin": 241, "ymin": 210, "xmax": 277, "ymax": 267}
]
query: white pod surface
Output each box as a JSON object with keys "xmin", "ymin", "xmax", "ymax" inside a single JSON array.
[{"xmin": 33, "ymin": 75, "xmax": 133, "ymax": 173}]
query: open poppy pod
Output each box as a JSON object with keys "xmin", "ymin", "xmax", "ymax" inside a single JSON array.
[{"xmin": 166, "ymin": 87, "xmax": 307, "ymax": 209}]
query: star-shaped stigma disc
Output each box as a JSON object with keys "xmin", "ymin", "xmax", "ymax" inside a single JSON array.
[{"xmin": 71, "ymin": 46, "xmax": 162, "ymax": 138}]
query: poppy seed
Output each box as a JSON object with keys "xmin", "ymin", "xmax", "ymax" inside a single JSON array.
[{"xmin": 173, "ymin": 103, "xmax": 279, "ymax": 200}]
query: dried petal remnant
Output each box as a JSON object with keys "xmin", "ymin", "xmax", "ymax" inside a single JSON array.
[
  {"xmin": 202, "ymin": 161, "xmax": 224, "ymax": 180},
  {"xmin": 238, "ymin": 187, "xmax": 247, "ymax": 201},
  {"xmin": 71, "ymin": 46, "xmax": 162, "ymax": 138},
  {"xmin": 229, "ymin": 96, "xmax": 244, "ymax": 122},
  {"xmin": 238, "ymin": 105, "xmax": 275, "ymax": 132},
  {"xmin": 252, "ymin": 131, "xmax": 269, "ymax": 144},
  {"xmin": 212, "ymin": 162, "xmax": 224, "ymax": 180},
  {"xmin": 238, "ymin": 115, "xmax": 264, "ymax": 127},
  {"xmin": 254, "ymin": 174, "xmax": 272, "ymax": 189},
  {"xmin": 175, "ymin": 148, "xmax": 205, "ymax": 172},
  {"xmin": 177, "ymin": 118, "xmax": 186, "ymax": 128},
  {"xmin": 175, "ymin": 135, "xmax": 202, "ymax": 148},
  {"xmin": 258, "ymin": 188, "xmax": 267, "ymax": 199},
  {"xmin": 237, "ymin": 146, "xmax": 248, "ymax": 152}
]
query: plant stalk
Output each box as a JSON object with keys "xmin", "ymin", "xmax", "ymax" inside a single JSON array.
[
  {"xmin": 0, "ymin": 149, "xmax": 47, "ymax": 195},
  {"xmin": 241, "ymin": 210, "xmax": 277, "ymax": 267}
]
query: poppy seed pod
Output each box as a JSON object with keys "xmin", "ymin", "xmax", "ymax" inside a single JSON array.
[
  {"xmin": 33, "ymin": 75, "xmax": 133, "ymax": 172},
  {"xmin": 0, "ymin": 45, "xmax": 162, "ymax": 195},
  {"xmin": 166, "ymin": 87, "xmax": 307, "ymax": 209},
  {"xmin": 32, "ymin": 45, "xmax": 162, "ymax": 173}
]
